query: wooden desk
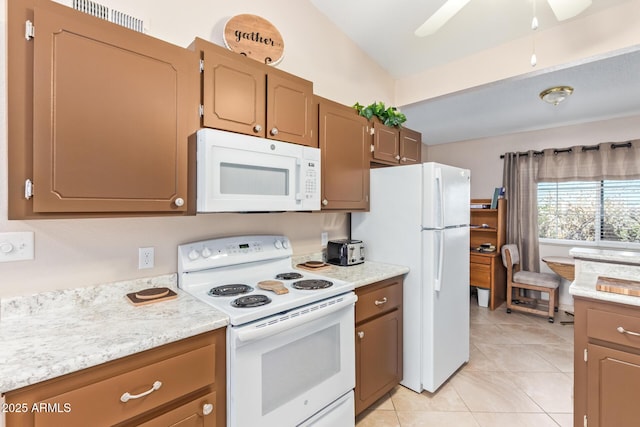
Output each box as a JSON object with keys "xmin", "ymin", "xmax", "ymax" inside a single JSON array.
[
  {"xmin": 542, "ymin": 256, "xmax": 575, "ymax": 281},
  {"xmin": 542, "ymin": 256, "xmax": 575, "ymax": 324},
  {"xmin": 470, "ymin": 251, "xmax": 506, "ymax": 310}
]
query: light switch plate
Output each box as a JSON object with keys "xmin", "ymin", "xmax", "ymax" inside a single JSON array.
[{"xmin": 0, "ymin": 231, "xmax": 35, "ymax": 262}]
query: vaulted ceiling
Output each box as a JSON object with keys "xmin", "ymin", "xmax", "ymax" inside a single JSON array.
[{"xmin": 309, "ymin": 0, "xmax": 640, "ymax": 144}]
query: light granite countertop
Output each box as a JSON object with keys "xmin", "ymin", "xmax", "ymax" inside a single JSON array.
[
  {"xmin": 0, "ymin": 260, "xmax": 408, "ymax": 395},
  {"xmin": 292, "ymin": 255, "xmax": 410, "ymax": 288},
  {"xmin": 569, "ymin": 247, "xmax": 640, "ymax": 307},
  {"xmin": 0, "ymin": 274, "xmax": 228, "ymax": 394}
]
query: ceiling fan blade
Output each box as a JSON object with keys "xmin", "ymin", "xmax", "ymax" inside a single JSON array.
[
  {"xmin": 414, "ymin": 0, "xmax": 471, "ymax": 37},
  {"xmin": 546, "ymin": 0, "xmax": 592, "ymax": 21}
]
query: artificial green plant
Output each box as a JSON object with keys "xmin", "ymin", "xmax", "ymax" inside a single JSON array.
[{"xmin": 353, "ymin": 101, "xmax": 407, "ymax": 128}]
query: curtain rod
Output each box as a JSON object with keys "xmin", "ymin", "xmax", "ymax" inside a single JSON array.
[{"xmin": 499, "ymin": 141, "xmax": 633, "ymax": 159}]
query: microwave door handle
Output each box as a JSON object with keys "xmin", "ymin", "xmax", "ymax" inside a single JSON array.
[{"xmin": 295, "ymin": 158, "xmax": 303, "ymax": 202}]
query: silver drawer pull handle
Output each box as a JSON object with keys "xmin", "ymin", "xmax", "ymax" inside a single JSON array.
[
  {"xmin": 374, "ymin": 297, "xmax": 388, "ymax": 306},
  {"xmin": 617, "ymin": 326, "xmax": 640, "ymax": 337},
  {"xmin": 357, "ymin": 331, "xmax": 364, "ymax": 339},
  {"xmin": 120, "ymin": 381, "xmax": 162, "ymax": 403}
]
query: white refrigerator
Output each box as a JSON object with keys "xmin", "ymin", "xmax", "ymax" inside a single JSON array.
[{"xmin": 352, "ymin": 162, "xmax": 470, "ymax": 393}]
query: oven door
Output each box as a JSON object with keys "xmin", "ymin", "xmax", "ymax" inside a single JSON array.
[{"xmin": 227, "ymin": 293, "xmax": 356, "ymax": 427}]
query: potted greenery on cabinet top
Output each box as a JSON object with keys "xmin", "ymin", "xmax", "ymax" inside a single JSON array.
[{"xmin": 353, "ymin": 101, "xmax": 407, "ymax": 128}]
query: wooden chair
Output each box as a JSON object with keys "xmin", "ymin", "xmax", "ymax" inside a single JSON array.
[{"xmin": 501, "ymin": 244, "xmax": 560, "ymax": 323}]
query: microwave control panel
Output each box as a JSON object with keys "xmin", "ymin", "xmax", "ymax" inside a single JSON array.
[{"xmin": 300, "ymin": 147, "xmax": 321, "ymax": 209}]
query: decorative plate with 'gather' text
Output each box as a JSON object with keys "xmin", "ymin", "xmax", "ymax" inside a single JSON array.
[{"xmin": 223, "ymin": 14, "xmax": 285, "ymax": 65}]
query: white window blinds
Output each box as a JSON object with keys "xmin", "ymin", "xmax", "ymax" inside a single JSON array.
[{"xmin": 538, "ymin": 180, "xmax": 640, "ymax": 243}]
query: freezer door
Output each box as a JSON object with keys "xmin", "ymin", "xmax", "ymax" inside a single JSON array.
[
  {"xmin": 421, "ymin": 227, "xmax": 470, "ymax": 393},
  {"xmin": 422, "ymin": 163, "xmax": 470, "ymax": 228}
]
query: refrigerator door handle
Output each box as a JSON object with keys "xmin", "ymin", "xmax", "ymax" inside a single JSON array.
[
  {"xmin": 435, "ymin": 167, "xmax": 444, "ymax": 229},
  {"xmin": 435, "ymin": 230, "xmax": 444, "ymax": 292}
]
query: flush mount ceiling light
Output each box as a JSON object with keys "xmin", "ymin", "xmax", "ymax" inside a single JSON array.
[{"xmin": 539, "ymin": 86, "xmax": 574, "ymax": 105}]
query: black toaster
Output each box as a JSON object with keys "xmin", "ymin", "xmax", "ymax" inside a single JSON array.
[{"xmin": 327, "ymin": 239, "xmax": 365, "ymax": 266}]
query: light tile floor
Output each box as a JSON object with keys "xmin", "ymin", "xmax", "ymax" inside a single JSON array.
[{"xmin": 356, "ymin": 296, "xmax": 575, "ymax": 427}]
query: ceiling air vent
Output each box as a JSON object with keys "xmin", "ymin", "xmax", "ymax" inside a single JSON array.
[{"xmin": 71, "ymin": 0, "xmax": 144, "ymax": 33}]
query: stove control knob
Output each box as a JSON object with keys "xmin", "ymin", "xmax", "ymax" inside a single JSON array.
[
  {"xmin": 282, "ymin": 240, "xmax": 290, "ymax": 249},
  {"xmin": 201, "ymin": 247, "xmax": 212, "ymax": 258},
  {"xmin": 188, "ymin": 249, "xmax": 200, "ymax": 261},
  {"xmin": 274, "ymin": 240, "xmax": 283, "ymax": 249}
]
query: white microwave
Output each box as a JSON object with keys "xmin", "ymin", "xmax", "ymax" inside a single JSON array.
[{"xmin": 196, "ymin": 128, "xmax": 321, "ymax": 212}]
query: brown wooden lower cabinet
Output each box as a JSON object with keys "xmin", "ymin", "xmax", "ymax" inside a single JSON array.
[
  {"xmin": 574, "ymin": 297, "xmax": 640, "ymax": 427},
  {"xmin": 355, "ymin": 276, "xmax": 403, "ymax": 415},
  {"xmin": 469, "ymin": 252, "xmax": 506, "ymax": 310},
  {"xmin": 4, "ymin": 330, "xmax": 225, "ymax": 427}
]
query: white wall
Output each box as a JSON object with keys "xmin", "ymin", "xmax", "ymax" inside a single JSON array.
[
  {"xmin": 425, "ymin": 114, "xmax": 640, "ymax": 307},
  {"xmin": 425, "ymin": 114, "xmax": 640, "ymax": 199},
  {"xmin": 0, "ymin": 0, "xmax": 393, "ymax": 297},
  {"xmin": 2, "ymin": 0, "xmax": 639, "ymax": 303}
]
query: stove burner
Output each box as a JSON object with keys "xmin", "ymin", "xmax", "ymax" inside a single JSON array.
[
  {"xmin": 231, "ymin": 294, "xmax": 272, "ymax": 308},
  {"xmin": 275, "ymin": 272, "xmax": 304, "ymax": 280},
  {"xmin": 292, "ymin": 279, "xmax": 333, "ymax": 290},
  {"xmin": 208, "ymin": 284, "xmax": 254, "ymax": 297}
]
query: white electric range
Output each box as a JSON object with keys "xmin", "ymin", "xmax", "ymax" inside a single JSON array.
[{"xmin": 178, "ymin": 235, "xmax": 356, "ymax": 427}]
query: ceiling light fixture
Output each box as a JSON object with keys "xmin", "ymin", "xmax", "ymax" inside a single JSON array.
[
  {"xmin": 539, "ymin": 86, "xmax": 574, "ymax": 105},
  {"xmin": 414, "ymin": 0, "xmax": 471, "ymax": 37},
  {"xmin": 547, "ymin": 0, "xmax": 592, "ymax": 21},
  {"xmin": 530, "ymin": 0, "xmax": 538, "ymax": 67}
]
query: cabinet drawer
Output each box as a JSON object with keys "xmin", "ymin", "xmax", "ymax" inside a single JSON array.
[
  {"xmin": 356, "ymin": 281, "xmax": 402, "ymax": 323},
  {"xmin": 470, "ymin": 263, "xmax": 491, "ymax": 288},
  {"xmin": 588, "ymin": 308, "xmax": 640, "ymax": 350},
  {"xmin": 137, "ymin": 391, "xmax": 217, "ymax": 427},
  {"xmin": 470, "ymin": 254, "xmax": 491, "ymax": 265},
  {"xmin": 33, "ymin": 344, "xmax": 216, "ymax": 426}
]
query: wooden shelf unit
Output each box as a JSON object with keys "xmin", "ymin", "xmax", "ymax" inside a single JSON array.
[{"xmin": 469, "ymin": 198, "xmax": 507, "ymax": 310}]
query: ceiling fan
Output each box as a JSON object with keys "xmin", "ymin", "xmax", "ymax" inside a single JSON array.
[{"xmin": 415, "ymin": 0, "xmax": 593, "ymax": 37}]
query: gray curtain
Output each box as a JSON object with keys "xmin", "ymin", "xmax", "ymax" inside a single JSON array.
[
  {"xmin": 538, "ymin": 141, "xmax": 640, "ymax": 182},
  {"xmin": 502, "ymin": 140, "xmax": 638, "ymax": 272},
  {"xmin": 502, "ymin": 151, "xmax": 541, "ymax": 272}
]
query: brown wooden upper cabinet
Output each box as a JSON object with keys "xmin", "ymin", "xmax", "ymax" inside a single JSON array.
[
  {"xmin": 370, "ymin": 119, "xmax": 422, "ymax": 166},
  {"xmin": 193, "ymin": 38, "xmax": 317, "ymax": 148},
  {"xmin": 317, "ymin": 97, "xmax": 370, "ymax": 211},
  {"xmin": 7, "ymin": 0, "xmax": 199, "ymax": 218}
]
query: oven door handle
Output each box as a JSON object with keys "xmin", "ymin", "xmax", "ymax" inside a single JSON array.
[{"xmin": 235, "ymin": 293, "xmax": 357, "ymax": 343}]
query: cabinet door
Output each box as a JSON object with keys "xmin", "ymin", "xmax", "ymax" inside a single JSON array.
[
  {"xmin": 399, "ymin": 128, "xmax": 422, "ymax": 164},
  {"xmin": 201, "ymin": 43, "xmax": 266, "ymax": 137},
  {"xmin": 587, "ymin": 343, "xmax": 640, "ymax": 427},
  {"xmin": 318, "ymin": 98, "xmax": 370, "ymax": 211},
  {"xmin": 32, "ymin": 3, "xmax": 198, "ymax": 213},
  {"xmin": 371, "ymin": 121, "xmax": 399, "ymax": 164},
  {"xmin": 355, "ymin": 309, "xmax": 402, "ymax": 415},
  {"xmin": 267, "ymin": 70, "xmax": 315, "ymax": 147}
]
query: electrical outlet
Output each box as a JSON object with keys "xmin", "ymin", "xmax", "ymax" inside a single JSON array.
[
  {"xmin": 321, "ymin": 232, "xmax": 329, "ymax": 247},
  {"xmin": 138, "ymin": 247, "xmax": 154, "ymax": 269}
]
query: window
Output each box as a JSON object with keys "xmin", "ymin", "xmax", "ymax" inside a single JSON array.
[{"xmin": 538, "ymin": 180, "xmax": 640, "ymax": 244}]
